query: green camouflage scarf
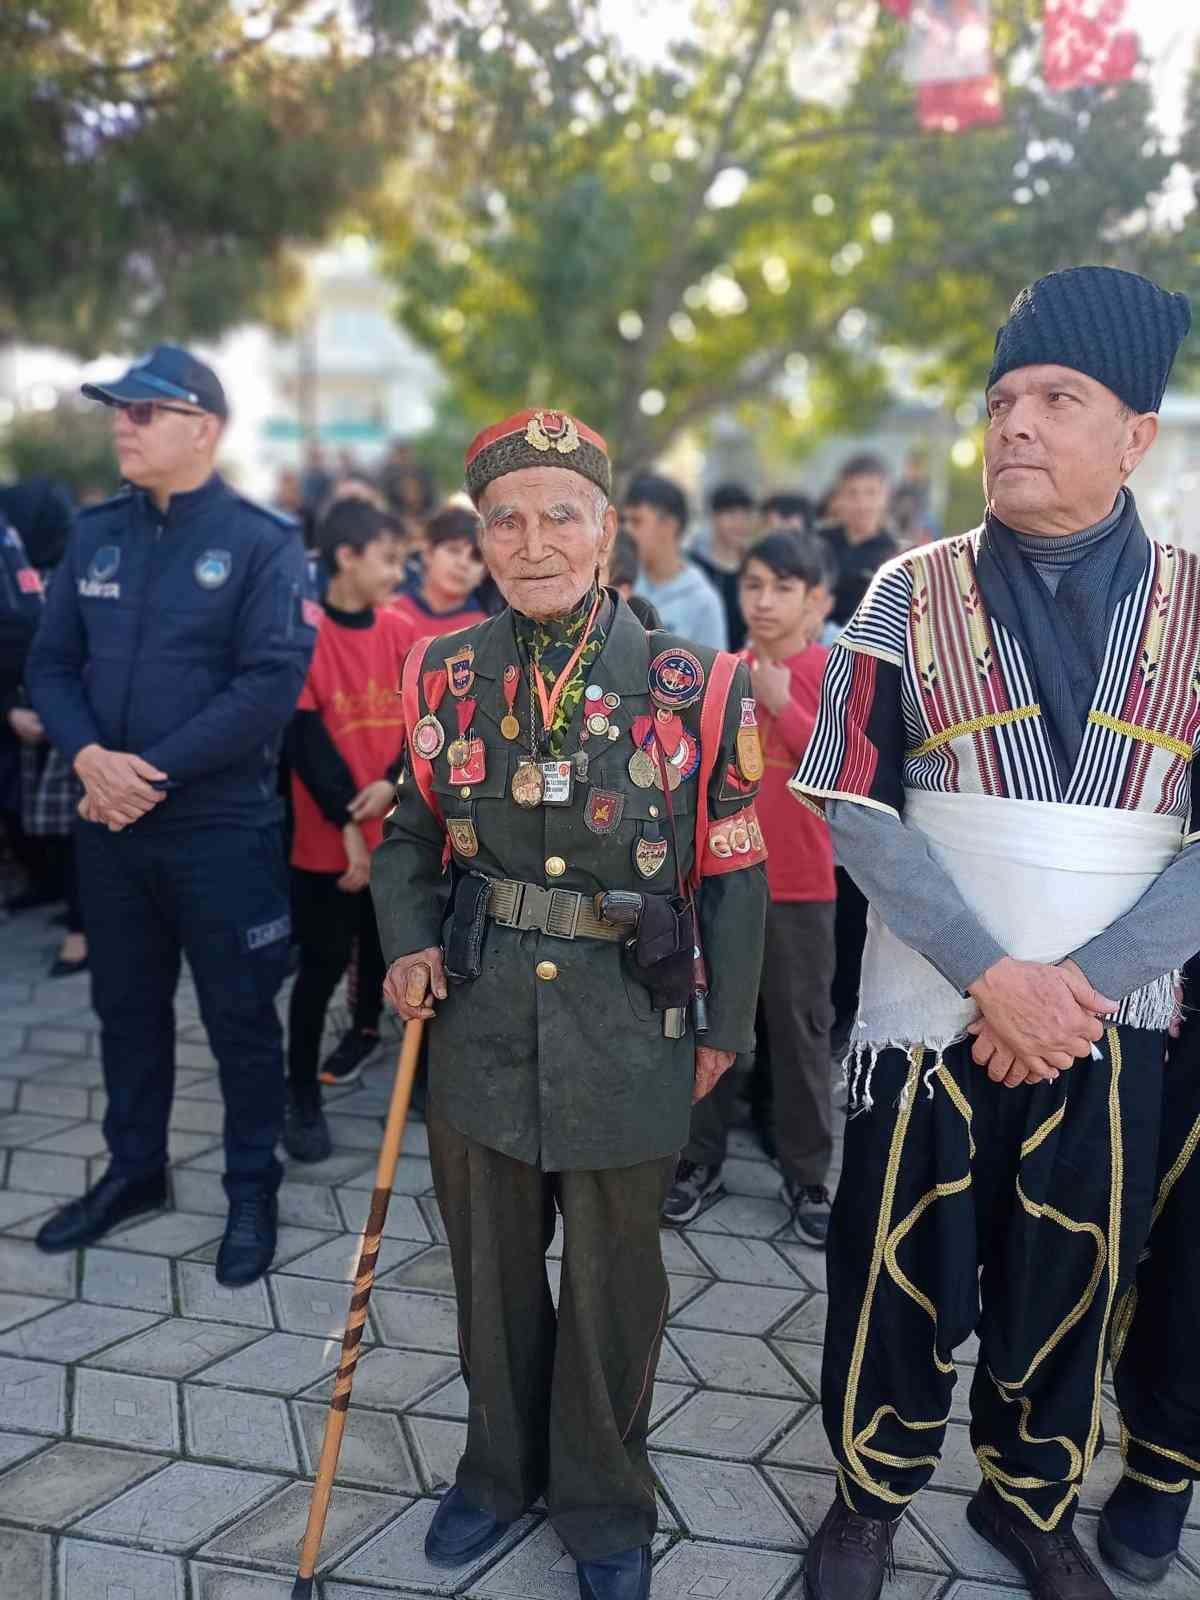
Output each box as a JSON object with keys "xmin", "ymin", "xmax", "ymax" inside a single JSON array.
[{"xmin": 514, "ymin": 586, "xmax": 607, "ymax": 756}]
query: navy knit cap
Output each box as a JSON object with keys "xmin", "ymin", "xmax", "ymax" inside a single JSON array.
[{"xmin": 987, "ymin": 266, "xmax": 1191, "ymax": 414}]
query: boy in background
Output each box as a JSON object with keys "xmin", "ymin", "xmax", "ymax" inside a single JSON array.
[
  {"xmin": 389, "ymin": 504, "xmax": 488, "ymax": 637},
  {"xmin": 284, "ymin": 500, "xmax": 409, "ymax": 1158}
]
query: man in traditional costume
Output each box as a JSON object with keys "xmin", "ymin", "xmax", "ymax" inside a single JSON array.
[{"xmin": 790, "ymin": 266, "xmax": 1194, "ymax": 1600}]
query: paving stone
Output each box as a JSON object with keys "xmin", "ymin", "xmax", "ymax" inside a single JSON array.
[
  {"xmin": 668, "ymin": 1273, "xmax": 709, "ymax": 1314},
  {"xmin": 721, "ymin": 1158, "xmax": 790, "ymax": 1200},
  {"xmin": 650, "ymin": 1455, "xmax": 800, "ymax": 1548},
  {"xmin": 185, "ymin": 1386, "xmax": 299, "ymax": 1472},
  {"xmin": 0, "ymin": 1051, "xmax": 87, "ymax": 1081},
  {"xmin": 307, "ymin": 1346, "xmax": 458, "ymax": 1411},
  {"xmin": 763, "ymin": 1408, "xmax": 838, "ymax": 1473},
  {"xmin": 687, "ymin": 1236, "xmax": 805, "ymax": 1289},
  {"xmin": 279, "ymin": 1233, "xmax": 428, "ymax": 1282},
  {"xmin": 641, "ymin": 1538, "xmax": 802, "ymax": 1600},
  {"xmin": 372, "ymin": 1287, "xmax": 460, "ymax": 1352},
  {"xmin": 191, "ymin": 1565, "xmax": 318, "ymax": 1598},
  {"xmin": 658, "ymin": 1230, "xmax": 710, "ymax": 1276},
  {"xmin": 87, "ymin": 1318, "xmax": 266, "ymax": 1378},
  {"xmin": 410, "ymin": 1374, "xmax": 469, "ymax": 1419},
  {"xmin": 774, "ymin": 1243, "xmax": 827, "ymax": 1292},
  {"xmin": 274, "ymin": 1180, "xmax": 345, "ymax": 1230},
  {"xmin": 177, "ymin": 1261, "xmax": 275, "ymax": 1326},
  {"xmin": 111, "ymin": 1210, "xmax": 228, "ymax": 1256},
  {"xmin": 649, "ymin": 1391, "xmax": 801, "ymax": 1461},
  {"xmin": 167, "ymin": 1097, "xmax": 226, "ymax": 1134},
  {"xmin": 1076, "ymin": 1443, "xmax": 1126, "ymax": 1512},
  {"xmin": 655, "ymin": 1336, "xmax": 697, "ymax": 1385},
  {"xmin": 172, "ymin": 1167, "xmax": 232, "ymax": 1216},
  {"xmin": 0, "ymin": 1526, "xmax": 51, "ymax": 1600},
  {"xmin": 0, "ymin": 1290, "xmax": 64, "ymax": 1333},
  {"xmin": 469, "ymin": 1518, "xmax": 591, "ymax": 1600},
  {"xmin": 771, "ymin": 1295, "xmax": 827, "ymax": 1344},
  {"xmin": 17, "ymin": 1081, "xmax": 90, "ymax": 1117},
  {"xmin": 928, "ymin": 1422, "xmax": 984, "ymax": 1495},
  {"xmin": 335, "ymin": 1189, "xmax": 434, "ymax": 1241},
  {"xmin": 73, "ymin": 1367, "xmax": 181, "ymax": 1450},
  {"xmin": 0, "ymin": 1355, "xmax": 66, "ymax": 1432},
  {"xmin": 669, "ymin": 1331, "xmax": 807, "ymax": 1400},
  {"xmin": 28, "ymin": 1122, "xmax": 112, "ymax": 1158},
  {"xmin": 59, "ymin": 1537, "xmax": 186, "ymax": 1599},
  {"xmin": 406, "ymin": 1415, "xmax": 467, "ymax": 1492},
  {"xmin": 670, "ymin": 1281, "xmax": 804, "ymax": 1337},
  {"xmin": 293, "ymin": 1398, "xmax": 421, "ymax": 1490},
  {"xmin": 419, "ymin": 1196, "xmax": 449, "ymax": 1243},
  {"xmin": 0, "ymin": 1439, "xmax": 163, "ymax": 1527},
  {"xmin": 767, "ymin": 1467, "xmax": 948, "ymax": 1572},
  {"xmin": 202, "ymin": 1479, "xmax": 408, "ymax": 1573},
  {"xmin": 75, "ymin": 1460, "xmax": 285, "ymax": 1552},
  {"xmin": 909, "ymin": 1487, "xmax": 1030, "ymax": 1582},
  {"xmin": 0, "ymin": 1429, "xmax": 46, "ymax": 1471},
  {"xmin": 0, "ymin": 1300, "xmax": 160, "ymax": 1361},
  {"xmin": 939, "ymin": 1585, "xmax": 1028, "ymax": 1600},
  {"xmin": 286, "ymin": 1150, "xmax": 378, "ymax": 1187},
  {"xmin": 0, "ymin": 1080, "xmax": 13, "ymax": 1110},
  {"xmin": 686, "ymin": 1195, "xmax": 790, "ymax": 1238},
  {"xmin": 331, "ymin": 1497, "xmax": 536, "ymax": 1592},
  {"xmin": 651, "ymin": 1382, "xmax": 695, "ymax": 1426},
  {"xmin": 768, "ymin": 1339, "xmax": 822, "ymax": 1401},
  {"xmin": 380, "ymin": 1244, "xmax": 458, "ymax": 1294},
  {"xmin": 0, "ymin": 1111, "xmax": 79, "ymax": 1145},
  {"xmin": 6, "ymin": 1148, "xmax": 88, "ymax": 1195},
  {"xmin": 81, "ymin": 1246, "xmax": 173, "ymax": 1312},
  {"xmin": 26, "ymin": 1025, "xmax": 93, "ymax": 1056},
  {"xmin": 21, "ymin": 1057, "xmax": 106, "ymax": 1087},
  {"xmin": 1075, "ymin": 1512, "xmax": 1198, "ymax": 1599},
  {"xmin": 195, "ymin": 1331, "xmax": 343, "ymax": 1396}
]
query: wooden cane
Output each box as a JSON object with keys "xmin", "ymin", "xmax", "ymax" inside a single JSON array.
[{"xmin": 291, "ymin": 1014, "xmax": 426, "ymax": 1598}]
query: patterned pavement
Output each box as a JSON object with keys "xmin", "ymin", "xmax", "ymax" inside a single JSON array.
[{"xmin": 0, "ymin": 906, "xmax": 1194, "ymax": 1599}]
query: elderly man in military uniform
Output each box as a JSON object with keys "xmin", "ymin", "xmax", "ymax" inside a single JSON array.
[{"xmin": 372, "ymin": 409, "xmax": 767, "ymax": 1600}]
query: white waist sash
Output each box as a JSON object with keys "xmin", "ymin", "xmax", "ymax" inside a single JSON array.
[{"xmin": 852, "ymin": 790, "xmax": 1181, "ymax": 1074}]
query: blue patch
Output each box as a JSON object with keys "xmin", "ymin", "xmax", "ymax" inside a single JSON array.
[
  {"xmin": 243, "ymin": 914, "xmax": 291, "ymax": 952},
  {"xmin": 648, "ymin": 647, "xmax": 705, "ymax": 710},
  {"xmin": 195, "ymin": 549, "xmax": 233, "ymax": 590},
  {"xmin": 89, "ymin": 545, "xmax": 121, "ymax": 583}
]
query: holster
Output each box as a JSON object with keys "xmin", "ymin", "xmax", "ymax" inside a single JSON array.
[
  {"xmin": 623, "ymin": 894, "xmax": 695, "ymax": 1012},
  {"xmin": 443, "ymin": 873, "xmax": 492, "ymax": 983}
]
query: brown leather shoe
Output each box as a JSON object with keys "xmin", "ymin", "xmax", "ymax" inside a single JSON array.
[
  {"xmin": 966, "ymin": 1483, "xmax": 1115, "ymax": 1600},
  {"xmin": 803, "ymin": 1495, "xmax": 897, "ymax": 1600}
]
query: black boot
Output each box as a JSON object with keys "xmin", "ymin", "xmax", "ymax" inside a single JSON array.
[
  {"xmin": 216, "ymin": 1191, "xmax": 277, "ymax": 1287},
  {"xmin": 803, "ymin": 1496, "xmax": 896, "ymax": 1600},
  {"xmin": 1099, "ymin": 1474, "xmax": 1192, "ymax": 1584},
  {"xmin": 36, "ymin": 1168, "xmax": 167, "ymax": 1253},
  {"xmin": 283, "ymin": 1085, "xmax": 332, "ymax": 1163},
  {"xmin": 967, "ymin": 1482, "xmax": 1115, "ymax": 1600},
  {"xmin": 424, "ymin": 1486, "xmax": 512, "ymax": 1567},
  {"xmin": 577, "ymin": 1545, "xmax": 651, "ymax": 1600}
]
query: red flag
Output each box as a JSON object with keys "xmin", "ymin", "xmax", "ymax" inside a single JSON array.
[
  {"xmin": 879, "ymin": 0, "xmax": 913, "ymax": 16},
  {"xmin": 1043, "ymin": 0, "xmax": 1137, "ymax": 92},
  {"xmin": 918, "ymin": 74, "xmax": 1003, "ymax": 131}
]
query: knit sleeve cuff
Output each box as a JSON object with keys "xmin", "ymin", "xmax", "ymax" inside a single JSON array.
[{"xmin": 922, "ymin": 909, "xmax": 1008, "ymax": 997}]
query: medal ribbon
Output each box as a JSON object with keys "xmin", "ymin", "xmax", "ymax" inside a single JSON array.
[
  {"xmin": 456, "ymin": 698, "xmax": 476, "ymax": 738},
  {"xmin": 422, "ymin": 671, "xmax": 449, "ymax": 713},
  {"xmin": 530, "ymin": 589, "xmax": 603, "ymax": 734},
  {"xmin": 502, "ymin": 665, "xmax": 520, "ymax": 717}
]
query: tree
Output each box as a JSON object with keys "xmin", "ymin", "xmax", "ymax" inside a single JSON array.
[
  {"xmin": 380, "ymin": 0, "xmax": 1198, "ymax": 477},
  {"xmin": 0, "ymin": 1, "xmax": 423, "ymax": 354}
]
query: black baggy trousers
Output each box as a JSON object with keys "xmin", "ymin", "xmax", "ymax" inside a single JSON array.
[{"xmin": 823, "ymin": 1027, "xmax": 1163, "ymax": 1531}]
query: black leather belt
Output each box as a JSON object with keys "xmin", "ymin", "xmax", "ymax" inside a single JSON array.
[{"xmin": 488, "ymin": 879, "xmax": 624, "ymax": 942}]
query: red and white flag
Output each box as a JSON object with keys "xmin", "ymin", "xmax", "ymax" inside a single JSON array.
[
  {"xmin": 918, "ymin": 74, "xmax": 1003, "ymax": 131},
  {"xmin": 901, "ymin": 2, "xmax": 1003, "ymax": 132},
  {"xmin": 1043, "ymin": 0, "xmax": 1137, "ymax": 92}
]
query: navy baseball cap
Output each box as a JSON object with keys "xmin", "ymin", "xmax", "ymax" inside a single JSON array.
[{"xmin": 82, "ymin": 343, "xmax": 228, "ymax": 419}]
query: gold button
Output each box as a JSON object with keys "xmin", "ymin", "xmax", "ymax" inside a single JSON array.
[
  {"xmin": 649, "ymin": 805, "xmax": 660, "ymax": 819},
  {"xmin": 460, "ymin": 787, "xmax": 472, "ymax": 799},
  {"xmin": 536, "ymin": 960, "xmax": 558, "ymax": 981},
  {"xmin": 545, "ymin": 856, "xmax": 566, "ymax": 878}
]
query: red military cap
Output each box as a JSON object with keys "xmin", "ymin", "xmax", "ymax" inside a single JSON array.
[{"xmin": 464, "ymin": 409, "xmax": 612, "ymax": 504}]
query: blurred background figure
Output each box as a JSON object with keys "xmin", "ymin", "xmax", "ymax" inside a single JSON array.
[
  {"xmin": 389, "ymin": 503, "xmax": 488, "ymax": 637},
  {"xmin": 689, "ymin": 481, "xmax": 758, "ymax": 650},
  {"xmin": 625, "ymin": 472, "xmax": 727, "ymax": 648},
  {"xmin": 760, "ymin": 491, "xmax": 815, "ymax": 535}
]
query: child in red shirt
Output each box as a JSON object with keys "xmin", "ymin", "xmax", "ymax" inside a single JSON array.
[
  {"xmin": 284, "ymin": 499, "xmax": 409, "ymax": 1161},
  {"xmin": 666, "ymin": 533, "xmax": 837, "ymax": 1246},
  {"xmin": 389, "ymin": 503, "xmax": 489, "ymax": 637}
]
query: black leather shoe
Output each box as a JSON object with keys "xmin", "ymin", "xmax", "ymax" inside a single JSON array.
[
  {"xmin": 804, "ymin": 1496, "xmax": 896, "ymax": 1600},
  {"xmin": 967, "ymin": 1483, "xmax": 1114, "ymax": 1599},
  {"xmin": 215, "ymin": 1191, "xmax": 277, "ymax": 1287},
  {"xmin": 283, "ymin": 1087, "xmax": 332, "ymax": 1163},
  {"xmin": 1098, "ymin": 1474, "xmax": 1191, "ymax": 1584},
  {"xmin": 577, "ymin": 1545, "xmax": 651, "ymax": 1600},
  {"xmin": 424, "ymin": 1486, "xmax": 512, "ymax": 1567},
  {"xmin": 36, "ymin": 1169, "xmax": 168, "ymax": 1253}
]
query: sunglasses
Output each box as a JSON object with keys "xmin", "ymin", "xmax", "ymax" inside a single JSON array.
[{"xmin": 112, "ymin": 401, "xmax": 207, "ymax": 427}]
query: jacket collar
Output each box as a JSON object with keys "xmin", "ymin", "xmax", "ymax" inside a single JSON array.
[
  {"xmin": 468, "ymin": 589, "xmax": 650, "ymax": 694},
  {"xmin": 134, "ymin": 472, "xmax": 229, "ymax": 528}
]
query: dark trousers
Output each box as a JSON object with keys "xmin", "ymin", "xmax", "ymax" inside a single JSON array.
[
  {"xmin": 687, "ymin": 899, "xmax": 836, "ymax": 1189},
  {"xmin": 824, "ymin": 1028, "xmax": 1162, "ymax": 1530},
  {"xmin": 1113, "ymin": 1025, "xmax": 1200, "ymax": 1491},
  {"xmin": 831, "ymin": 866, "xmax": 868, "ymax": 1033},
  {"xmin": 287, "ymin": 867, "xmax": 386, "ymax": 1090},
  {"xmin": 428, "ymin": 1109, "xmax": 676, "ymax": 1559},
  {"xmin": 76, "ymin": 821, "xmax": 291, "ymax": 1198}
]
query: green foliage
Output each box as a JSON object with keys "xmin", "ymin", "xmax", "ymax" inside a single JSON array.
[{"xmin": 1, "ymin": 408, "xmax": 120, "ymax": 500}]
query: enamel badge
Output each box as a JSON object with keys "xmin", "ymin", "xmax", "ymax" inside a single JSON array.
[
  {"xmin": 585, "ymin": 790, "xmax": 625, "ymax": 835},
  {"xmin": 648, "ymin": 648, "xmax": 705, "ymax": 710},
  {"xmin": 634, "ymin": 835, "xmax": 669, "ymax": 878},
  {"xmin": 447, "ymin": 818, "xmax": 480, "ymax": 858},
  {"xmin": 449, "ymin": 737, "xmax": 487, "ymax": 786},
  {"xmin": 736, "ymin": 726, "xmax": 765, "ymax": 783},
  {"xmin": 445, "ymin": 648, "xmax": 476, "ymax": 698},
  {"xmin": 411, "ymin": 714, "xmax": 445, "ymax": 761}
]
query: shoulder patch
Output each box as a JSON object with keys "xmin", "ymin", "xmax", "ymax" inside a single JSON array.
[{"xmin": 231, "ymin": 492, "xmax": 301, "ymax": 535}]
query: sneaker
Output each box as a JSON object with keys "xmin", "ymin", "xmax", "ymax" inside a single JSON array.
[
  {"xmin": 284, "ymin": 1087, "xmax": 332, "ymax": 1164},
  {"xmin": 787, "ymin": 1181, "xmax": 832, "ymax": 1249},
  {"xmin": 662, "ymin": 1160, "xmax": 723, "ymax": 1226},
  {"xmin": 318, "ymin": 1027, "xmax": 379, "ymax": 1087},
  {"xmin": 967, "ymin": 1481, "xmax": 1115, "ymax": 1600}
]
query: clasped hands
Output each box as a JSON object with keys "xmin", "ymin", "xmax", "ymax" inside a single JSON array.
[{"xmin": 965, "ymin": 956, "xmax": 1116, "ymax": 1088}]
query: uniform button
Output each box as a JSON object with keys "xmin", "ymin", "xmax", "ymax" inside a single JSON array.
[
  {"xmin": 545, "ymin": 856, "xmax": 566, "ymax": 878},
  {"xmin": 649, "ymin": 805, "xmax": 660, "ymax": 818},
  {"xmin": 536, "ymin": 960, "xmax": 559, "ymax": 981},
  {"xmin": 460, "ymin": 787, "xmax": 472, "ymax": 799}
]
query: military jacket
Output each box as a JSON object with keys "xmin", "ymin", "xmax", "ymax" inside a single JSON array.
[{"xmin": 371, "ymin": 595, "xmax": 768, "ymax": 1171}]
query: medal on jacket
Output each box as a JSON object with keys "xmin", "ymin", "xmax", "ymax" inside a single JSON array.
[
  {"xmin": 648, "ymin": 647, "xmax": 705, "ymax": 710},
  {"xmin": 411, "ymin": 671, "xmax": 448, "ymax": 762},
  {"xmin": 446, "ymin": 647, "xmax": 475, "ymax": 697},
  {"xmin": 446, "ymin": 699, "xmax": 476, "ymax": 770},
  {"xmin": 511, "ymin": 759, "xmax": 545, "ymax": 808},
  {"xmin": 500, "ymin": 665, "xmax": 520, "ymax": 741},
  {"xmin": 634, "ymin": 825, "xmax": 669, "ymax": 878},
  {"xmin": 447, "ymin": 817, "xmax": 479, "ymax": 858},
  {"xmin": 583, "ymin": 683, "xmax": 610, "ymax": 739}
]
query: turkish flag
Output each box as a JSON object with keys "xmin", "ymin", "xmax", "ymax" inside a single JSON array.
[
  {"xmin": 1043, "ymin": 0, "xmax": 1138, "ymax": 92},
  {"xmin": 918, "ymin": 73, "xmax": 1004, "ymax": 131}
]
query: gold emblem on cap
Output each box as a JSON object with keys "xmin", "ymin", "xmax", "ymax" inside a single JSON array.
[{"xmin": 525, "ymin": 411, "xmax": 580, "ymax": 456}]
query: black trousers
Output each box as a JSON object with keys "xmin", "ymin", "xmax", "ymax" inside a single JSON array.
[
  {"xmin": 1112, "ymin": 1025, "xmax": 1200, "ymax": 1492},
  {"xmin": 824, "ymin": 1028, "xmax": 1162, "ymax": 1531},
  {"xmin": 428, "ymin": 1109, "xmax": 676, "ymax": 1559},
  {"xmin": 831, "ymin": 866, "xmax": 868, "ymax": 1032},
  {"xmin": 287, "ymin": 867, "xmax": 387, "ymax": 1089},
  {"xmin": 77, "ymin": 821, "xmax": 291, "ymax": 1197}
]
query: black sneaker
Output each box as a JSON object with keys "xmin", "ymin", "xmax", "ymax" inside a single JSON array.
[
  {"xmin": 662, "ymin": 1159, "xmax": 723, "ymax": 1226},
  {"xmin": 284, "ymin": 1087, "xmax": 332, "ymax": 1164},
  {"xmin": 318, "ymin": 1027, "xmax": 379, "ymax": 1087},
  {"xmin": 786, "ymin": 1181, "xmax": 832, "ymax": 1249}
]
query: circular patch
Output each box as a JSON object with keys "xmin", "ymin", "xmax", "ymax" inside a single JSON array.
[
  {"xmin": 194, "ymin": 549, "xmax": 232, "ymax": 590},
  {"xmin": 670, "ymin": 731, "xmax": 700, "ymax": 779},
  {"xmin": 412, "ymin": 715, "xmax": 445, "ymax": 760},
  {"xmin": 585, "ymin": 684, "xmax": 604, "ymax": 702},
  {"xmin": 586, "ymin": 712, "xmax": 610, "ymax": 737},
  {"xmin": 648, "ymin": 648, "xmax": 705, "ymax": 710},
  {"xmin": 89, "ymin": 545, "xmax": 121, "ymax": 583},
  {"xmin": 602, "ymin": 692, "xmax": 621, "ymax": 711}
]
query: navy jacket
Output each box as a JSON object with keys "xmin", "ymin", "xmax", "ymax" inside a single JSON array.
[
  {"xmin": 0, "ymin": 517, "xmax": 45, "ymax": 706},
  {"xmin": 26, "ymin": 474, "xmax": 318, "ymax": 830}
]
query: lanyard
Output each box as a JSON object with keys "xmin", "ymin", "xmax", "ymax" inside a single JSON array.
[{"xmin": 529, "ymin": 588, "xmax": 603, "ymax": 735}]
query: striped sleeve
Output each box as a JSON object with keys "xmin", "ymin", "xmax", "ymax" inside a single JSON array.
[{"xmin": 788, "ymin": 560, "xmax": 911, "ymax": 820}]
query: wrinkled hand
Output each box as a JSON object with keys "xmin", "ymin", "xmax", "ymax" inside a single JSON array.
[
  {"xmin": 693, "ymin": 1046, "xmax": 737, "ymax": 1104},
  {"xmin": 348, "ymin": 779, "xmax": 395, "ymax": 823},
  {"xmin": 383, "ymin": 947, "xmax": 447, "ymax": 1021},
  {"xmin": 967, "ymin": 956, "xmax": 1115, "ymax": 1070},
  {"xmin": 7, "ymin": 707, "xmax": 44, "ymax": 745},
  {"xmin": 337, "ymin": 822, "xmax": 371, "ymax": 893},
  {"xmin": 749, "ymin": 659, "xmax": 791, "ymax": 718},
  {"xmin": 74, "ymin": 744, "xmax": 166, "ymax": 828},
  {"xmin": 966, "ymin": 1019, "xmax": 1061, "ymax": 1087}
]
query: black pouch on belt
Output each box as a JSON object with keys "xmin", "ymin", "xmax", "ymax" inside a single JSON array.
[
  {"xmin": 443, "ymin": 874, "xmax": 493, "ymax": 983},
  {"xmin": 624, "ymin": 894, "xmax": 695, "ymax": 1011}
]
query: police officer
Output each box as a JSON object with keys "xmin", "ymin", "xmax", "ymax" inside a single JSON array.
[
  {"xmin": 372, "ymin": 410, "xmax": 767, "ymax": 1600},
  {"xmin": 25, "ymin": 345, "xmax": 317, "ymax": 1286}
]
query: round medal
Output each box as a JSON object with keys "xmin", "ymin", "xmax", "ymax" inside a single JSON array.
[
  {"xmin": 658, "ymin": 755, "xmax": 682, "ymax": 792},
  {"xmin": 446, "ymin": 737, "xmax": 470, "ymax": 769},
  {"xmin": 500, "ymin": 713, "xmax": 520, "ymax": 741},
  {"xmin": 586, "ymin": 712, "xmax": 610, "ymax": 737},
  {"xmin": 628, "ymin": 748, "xmax": 658, "ymax": 788},
  {"xmin": 648, "ymin": 647, "xmax": 706, "ymax": 710},
  {"xmin": 412, "ymin": 715, "xmax": 445, "ymax": 760},
  {"xmin": 511, "ymin": 760, "xmax": 545, "ymax": 808},
  {"xmin": 602, "ymin": 692, "xmax": 621, "ymax": 712},
  {"xmin": 585, "ymin": 684, "xmax": 604, "ymax": 702},
  {"xmin": 607, "ymin": 724, "xmax": 620, "ymax": 741}
]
